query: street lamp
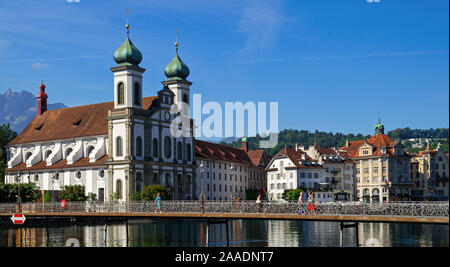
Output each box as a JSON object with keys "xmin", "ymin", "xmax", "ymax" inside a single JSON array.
[
  {"xmin": 199, "ymin": 160, "xmax": 206, "ymax": 200},
  {"xmin": 15, "ymin": 172, "xmax": 22, "ymax": 213}
]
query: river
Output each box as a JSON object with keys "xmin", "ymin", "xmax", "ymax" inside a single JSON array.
[{"xmin": 0, "ymin": 219, "xmax": 448, "ymax": 247}]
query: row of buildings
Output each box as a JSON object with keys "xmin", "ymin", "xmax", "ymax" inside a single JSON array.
[{"xmin": 3, "ymin": 24, "xmax": 449, "ymax": 203}]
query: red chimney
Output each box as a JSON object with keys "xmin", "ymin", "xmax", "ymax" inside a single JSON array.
[{"xmin": 37, "ymin": 82, "xmax": 48, "ymax": 116}]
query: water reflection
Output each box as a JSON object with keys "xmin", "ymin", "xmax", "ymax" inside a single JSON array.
[{"xmin": 0, "ymin": 219, "xmax": 448, "ymax": 247}]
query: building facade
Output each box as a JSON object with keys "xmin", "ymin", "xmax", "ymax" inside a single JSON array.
[
  {"xmin": 5, "ymin": 25, "xmax": 196, "ymax": 201},
  {"xmin": 338, "ymin": 122, "xmax": 412, "ymax": 202},
  {"xmin": 194, "ymin": 138, "xmax": 269, "ymax": 200},
  {"xmin": 299, "ymin": 142, "xmax": 356, "ymax": 201},
  {"xmin": 266, "ymin": 147, "xmax": 328, "ymax": 202},
  {"xmin": 411, "ymin": 143, "xmax": 449, "ymax": 201}
]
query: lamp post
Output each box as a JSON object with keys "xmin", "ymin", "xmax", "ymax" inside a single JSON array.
[
  {"xmin": 199, "ymin": 160, "xmax": 206, "ymax": 213},
  {"xmin": 15, "ymin": 172, "xmax": 22, "ymax": 213}
]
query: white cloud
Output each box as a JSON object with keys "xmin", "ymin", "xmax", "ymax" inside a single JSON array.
[
  {"xmin": 236, "ymin": 0, "xmax": 286, "ymax": 55},
  {"xmin": 32, "ymin": 62, "xmax": 49, "ymax": 69}
]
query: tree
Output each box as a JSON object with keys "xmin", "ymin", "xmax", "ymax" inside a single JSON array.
[
  {"xmin": 282, "ymin": 188, "xmax": 304, "ymax": 201},
  {"xmin": 131, "ymin": 191, "xmax": 141, "ymax": 201},
  {"xmin": 58, "ymin": 185, "xmax": 87, "ymax": 201},
  {"xmin": 141, "ymin": 185, "xmax": 168, "ymax": 201},
  {"xmin": 0, "ymin": 183, "xmax": 40, "ymax": 202},
  {"xmin": 0, "ymin": 124, "xmax": 17, "ymax": 183}
]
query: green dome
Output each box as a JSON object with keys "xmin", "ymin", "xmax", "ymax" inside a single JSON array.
[
  {"xmin": 164, "ymin": 52, "xmax": 190, "ymax": 81},
  {"xmin": 114, "ymin": 35, "xmax": 142, "ymax": 67},
  {"xmin": 242, "ymin": 136, "xmax": 248, "ymax": 143},
  {"xmin": 375, "ymin": 122, "xmax": 385, "ymax": 135}
]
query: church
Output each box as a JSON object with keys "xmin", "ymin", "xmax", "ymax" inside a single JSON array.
[{"xmin": 4, "ymin": 24, "xmax": 196, "ymax": 201}]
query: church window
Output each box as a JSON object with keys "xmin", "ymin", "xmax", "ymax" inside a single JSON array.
[
  {"xmin": 116, "ymin": 137, "xmax": 123, "ymax": 156},
  {"xmin": 24, "ymin": 152, "xmax": 32, "ymax": 161},
  {"xmin": 45, "ymin": 150, "xmax": 52, "ymax": 160},
  {"xmin": 87, "ymin": 146, "xmax": 95, "ymax": 157},
  {"xmin": 35, "ymin": 174, "xmax": 40, "ymax": 182},
  {"xmin": 136, "ymin": 172, "xmax": 143, "ymax": 192},
  {"xmin": 65, "ymin": 148, "xmax": 73, "ymax": 158},
  {"xmin": 99, "ymin": 170, "xmax": 105, "ymax": 178},
  {"xmin": 136, "ymin": 137, "xmax": 143, "ymax": 157},
  {"xmin": 177, "ymin": 142, "xmax": 183, "ymax": 160},
  {"xmin": 54, "ymin": 173, "xmax": 59, "ymax": 181},
  {"xmin": 117, "ymin": 82, "xmax": 125, "ymax": 104},
  {"xmin": 134, "ymin": 82, "xmax": 141, "ymax": 106},
  {"xmin": 164, "ymin": 136, "xmax": 172, "ymax": 158},
  {"xmin": 182, "ymin": 94, "xmax": 189, "ymax": 103},
  {"xmin": 76, "ymin": 171, "xmax": 82, "ymax": 180},
  {"xmin": 153, "ymin": 139, "xmax": 158, "ymax": 158}
]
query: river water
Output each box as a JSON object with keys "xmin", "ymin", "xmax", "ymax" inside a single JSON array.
[{"xmin": 0, "ymin": 219, "xmax": 448, "ymax": 247}]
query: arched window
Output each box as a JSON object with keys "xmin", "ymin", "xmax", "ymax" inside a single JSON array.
[
  {"xmin": 45, "ymin": 150, "xmax": 52, "ymax": 160},
  {"xmin": 165, "ymin": 172, "xmax": 171, "ymax": 186},
  {"xmin": 134, "ymin": 82, "xmax": 141, "ymax": 106},
  {"xmin": 372, "ymin": 188, "xmax": 380, "ymax": 195},
  {"xmin": 153, "ymin": 138, "xmax": 158, "ymax": 158},
  {"xmin": 164, "ymin": 136, "xmax": 172, "ymax": 158},
  {"xmin": 116, "ymin": 137, "xmax": 123, "ymax": 156},
  {"xmin": 116, "ymin": 179, "xmax": 122, "ymax": 199},
  {"xmin": 153, "ymin": 173, "xmax": 159, "ymax": 184},
  {"xmin": 363, "ymin": 188, "xmax": 370, "ymax": 196},
  {"xmin": 117, "ymin": 82, "xmax": 125, "ymax": 105},
  {"xmin": 177, "ymin": 142, "xmax": 183, "ymax": 160},
  {"xmin": 65, "ymin": 148, "xmax": 73, "ymax": 158},
  {"xmin": 186, "ymin": 144, "xmax": 191, "ymax": 161},
  {"xmin": 87, "ymin": 146, "xmax": 95, "ymax": 157},
  {"xmin": 136, "ymin": 137, "xmax": 143, "ymax": 157}
]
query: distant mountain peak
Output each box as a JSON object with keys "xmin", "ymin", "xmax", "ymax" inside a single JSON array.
[{"xmin": 0, "ymin": 88, "xmax": 68, "ymax": 133}]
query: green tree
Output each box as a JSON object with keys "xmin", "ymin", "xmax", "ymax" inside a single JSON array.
[
  {"xmin": 58, "ymin": 185, "xmax": 87, "ymax": 201},
  {"xmin": 141, "ymin": 185, "xmax": 168, "ymax": 201},
  {"xmin": 131, "ymin": 191, "xmax": 141, "ymax": 201},
  {"xmin": 0, "ymin": 183, "xmax": 40, "ymax": 202},
  {"xmin": 245, "ymin": 188, "xmax": 258, "ymax": 200},
  {"xmin": 282, "ymin": 188, "xmax": 304, "ymax": 201},
  {"xmin": 43, "ymin": 191, "xmax": 52, "ymax": 202},
  {"xmin": 0, "ymin": 124, "xmax": 17, "ymax": 184},
  {"xmin": 87, "ymin": 192, "xmax": 97, "ymax": 202}
]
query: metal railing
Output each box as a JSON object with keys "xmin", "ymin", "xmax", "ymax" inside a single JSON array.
[{"xmin": 0, "ymin": 201, "xmax": 448, "ymax": 218}]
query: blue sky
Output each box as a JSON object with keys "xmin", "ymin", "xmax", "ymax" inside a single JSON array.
[{"xmin": 0, "ymin": 0, "xmax": 448, "ymax": 136}]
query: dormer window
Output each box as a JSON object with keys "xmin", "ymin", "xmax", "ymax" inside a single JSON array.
[
  {"xmin": 35, "ymin": 124, "xmax": 43, "ymax": 131},
  {"xmin": 73, "ymin": 119, "xmax": 82, "ymax": 127}
]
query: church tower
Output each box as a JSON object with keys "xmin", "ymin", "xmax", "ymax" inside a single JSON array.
[
  {"xmin": 37, "ymin": 82, "xmax": 48, "ymax": 116},
  {"xmin": 111, "ymin": 24, "xmax": 145, "ymax": 109},
  {"xmin": 107, "ymin": 23, "xmax": 145, "ymax": 202},
  {"xmin": 162, "ymin": 41, "xmax": 192, "ymax": 109}
]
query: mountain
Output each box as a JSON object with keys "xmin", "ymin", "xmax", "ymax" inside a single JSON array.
[{"xmin": 0, "ymin": 89, "xmax": 67, "ymax": 133}]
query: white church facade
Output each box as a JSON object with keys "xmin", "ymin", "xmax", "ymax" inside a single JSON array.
[{"xmin": 5, "ymin": 24, "xmax": 196, "ymax": 202}]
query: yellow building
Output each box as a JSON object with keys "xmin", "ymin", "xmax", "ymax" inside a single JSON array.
[
  {"xmin": 411, "ymin": 143, "xmax": 449, "ymax": 201},
  {"xmin": 339, "ymin": 121, "xmax": 412, "ymax": 202}
]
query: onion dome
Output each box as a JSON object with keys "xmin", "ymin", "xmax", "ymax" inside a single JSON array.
[
  {"xmin": 113, "ymin": 24, "xmax": 142, "ymax": 67},
  {"xmin": 164, "ymin": 42, "xmax": 190, "ymax": 81},
  {"xmin": 242, "ymin": 136, "xmax": 248, "ymax": 143},
  {"xmin": 375, "ymin": 120, "xmax": 385, "ymax": 135}
]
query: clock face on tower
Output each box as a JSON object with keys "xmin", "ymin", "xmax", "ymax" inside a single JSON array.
[{"xmin": 164, "ymin": 111, "xmax": 171, "ymax": 121}]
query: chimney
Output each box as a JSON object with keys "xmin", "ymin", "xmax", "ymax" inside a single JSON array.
[
  {"xmin": 345, "ymin": 140, "xmax": 349, "ymax": 147},
  {"xmin": 295, "ymin": 143, "xmax": 298, "ymax": 151},
  {"xmin": 37, "ymin": 82, "xmax": 48, "ymax": 116}
]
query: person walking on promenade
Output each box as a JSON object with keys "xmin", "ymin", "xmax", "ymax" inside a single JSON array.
[
  {"xmin": 298, "ymin": 192, "xmax": 304, "ymax": 214},
  {"xmin": 155, "ymin": 192, "xmax": 162, "ymax": 213},
  {"xmin": 308, "ymin": 191, "xmax": 316, "ymax": 215},
  {"xmin": 256, "ymin": 193, "xmax": 262, "ymax": 213}
]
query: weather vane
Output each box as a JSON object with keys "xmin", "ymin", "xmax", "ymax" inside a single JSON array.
[
  {"xmin": 175, "ymin": 28, "xmax": 179, "ymax": 52},
  {"xmin": 125, "ymin": 8, "xmax": 130, "ymax": 34}
]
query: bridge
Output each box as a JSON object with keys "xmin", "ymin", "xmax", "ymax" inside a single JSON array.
[{"xmin": 0, "ymin": 201, "xmax": 448, "ymax": 224}]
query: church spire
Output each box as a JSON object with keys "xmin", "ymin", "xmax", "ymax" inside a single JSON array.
[{"xmin": 37, "ymin": 81, "xmax": 48, "ymax": 116}]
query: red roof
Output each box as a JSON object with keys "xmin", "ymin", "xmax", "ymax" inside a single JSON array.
[
  {"xmin": 341, "ymin": 134, "xmax": 406, "ymax": 159},
  {"xmin": 270, "ymin": 147, "xmax": 323, "ymax": 169},
  {"xmin": 195, "ymin": 140, "xmax": 254, "ymax": 167},
  {"xmin": 8, "ymin": 96, "xmax": 158, "ymax": 146}
]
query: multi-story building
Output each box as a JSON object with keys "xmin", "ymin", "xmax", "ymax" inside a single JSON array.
[
  {"xmin": 411, "ymin": 143, "xmax": 449, "ymax": 201},
  {"xmin": 5, "ymin": 24, "xmax": 196, "ymax": 201},
  {"xmin": 266, "ymin": 147, "xmax": 327, "ymax": 201},
  {"xmin": 300, "ymin": 142, "xmax": 356, "ymax": 201},
  {"xmin": 338, "ymin": 121, "xmax": 412, "ymax": 202},
  {"xmin": 194, "ymin": 138, "xmax": 269, "ymax": 200}
]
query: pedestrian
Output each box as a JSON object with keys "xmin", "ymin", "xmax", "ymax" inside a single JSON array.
[
  {"xmin": 256, "ymin": 193, "xmax": 262, "ymax": 213},
  {"xmin": 298, "ymin": 192, "xmax": 304, "ymax": 214},
  {"xmin": 308, "ymin": 191, "xmax": 316, "ymax": 215},
  {"xmin": 155, "ymin": 192, "xmax": 162, "ymax": 213}
]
